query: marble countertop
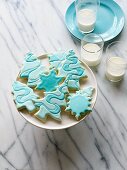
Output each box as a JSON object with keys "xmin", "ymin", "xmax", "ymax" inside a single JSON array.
[{"xmin": 0, "ymin": 0, "xmax": 127, "ymax": 170}]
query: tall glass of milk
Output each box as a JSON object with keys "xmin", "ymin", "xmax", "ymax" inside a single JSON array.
[
  {"xmin": 81, "ymin": 33, "xmax": 104, "ymax": 66},
  {"xmin": 106, "ymin": 41, "xmax": 127, "ymax": 82},
  {"xmin": 75, "ymin": 0, "xmax": 100, "ymax": 33}
]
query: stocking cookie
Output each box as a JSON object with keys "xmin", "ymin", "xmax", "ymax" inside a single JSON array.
[
  {"xmin": 12, "ymin": 81, "xmax": 39, "ymax": 112},
  {"xmin": 66, "ymin": 87, "xmax": 94, "ymax": 119},
  {"xmin": 20, "ymin": 52, "xmax": 45, "ymax": 87},
  {"xmin": 34, "ymin": 83, "xmax": 68, "ymax": 121}
]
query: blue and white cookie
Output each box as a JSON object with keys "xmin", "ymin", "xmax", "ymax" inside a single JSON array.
[
  {"xmin": 58, "ymin": 50, "xmax": 87, "ymax": 89},
  {"xmin": 12, "ymin": 81, "xmax": 39, "ymax": 112},
  {"xmin": 20, "ymin": 52, "xmax": 45, "ymax": 87},
  {"xmin": 48, "ymin": 51, "xmax": 67, "ymax": 69},
  {"xmin": 34, "ymin": 83, "xmax": 68, "ymax": 121},
  {"xmin": 13, "ymin": 50, "xmax": 92, "ymax": 122},
  {"xmin": 36, "ymin": 69, "xmax": 64, "ymax": 92},
  {"xmin": 66, "ymin": 87, "xmax": 94, "ymax": 119}
]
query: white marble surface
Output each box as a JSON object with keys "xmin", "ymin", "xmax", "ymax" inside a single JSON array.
[{"xmin": 0, "ymin": 0, "xmax": 127, "ymax": 169}]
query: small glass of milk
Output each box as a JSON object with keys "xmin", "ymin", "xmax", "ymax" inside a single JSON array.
[
  {"xmin": 75, "ymin": 0, "xmax": 100, "ymax": 33},
  {"xmin": 106, "ymin": 41, "xmax": 127, "ymax": 82},
  {"xmin": 81, "ymin": 33, "xmax": 104, "ymax": 67}
]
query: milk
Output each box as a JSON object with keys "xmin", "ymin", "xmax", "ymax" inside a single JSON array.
[
  {"xmin": 106, "ymin": 57, "xmax": 126, "ymax": 82},
  {"xmin": 77, "ymin": 9, "xmax": 96, "ymax": 33},
  {"xmin": 81, "ymin": 43, "xmax": 101, "ymax": 66}
]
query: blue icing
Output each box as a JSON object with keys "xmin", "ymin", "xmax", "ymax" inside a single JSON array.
[
  {"xmin": 69, "ymin": 95, "xmax": 91, "ymax": 116},
  {"xmin": 79, "ymin": 87, "xmax": 94, "ymax": 96},
  {"xmin": 15, "ymin": 50, "xmax": 93, "ymax": 122},
  {"xmin": 20, "ymin": 52, "xmax": 45, "ymax": 87},
  {"xmin": 27, "ymin": 65, "xmax": 44, "ymax": 87},
  {"xmin": 67, "ymin": 79, "xmax": 80, "ymax": 89},
  {"xmin": 36, "ymin": 69, "xmax": 64, "ymax": 92},
  {"xmin": 48, "ymin": 52, "xmax": 67, "ymax": 69},
  {"xmin": 34, "ymin": 84, "xmax": 68, "ymax": 121},
  {"xmin": 35, "ymin": 99, "xmax": 61, "ymax": 121},
  {"xmin": 66, "ymin": 87, "xmax": 94, "ymax": 119},
  {"xmin": 12, "ymin": 81, "xmax": 38, "ymax": 112},
  {"xmin": 49, "ymin": 52, "xmax": 66, "ymax": 62},
  {"xmin": 20, "ymin": 53, "xmax": 40, "ymax": 77},
  {"xmin": 59, "ymin": 50, "xmax": 87, "ymax": 89},
  {"xmin": 24, "ymin": 52, "xmax": 37, "ymax": 61}
]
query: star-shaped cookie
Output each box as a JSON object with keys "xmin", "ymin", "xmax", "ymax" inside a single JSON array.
[{"xmin": 36, "ymin": 70, "xmax": 64, "ymax": 92}]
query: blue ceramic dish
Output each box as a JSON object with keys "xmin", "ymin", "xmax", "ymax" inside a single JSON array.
[{"xmin": 65, "ymin": 0, "xmax": 125, "ymax": 42}]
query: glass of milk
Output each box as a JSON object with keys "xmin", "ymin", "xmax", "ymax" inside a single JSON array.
[
  {"xmin": 75, "ymin": 0, "xmax": 100, "ymax": 33},
  {"xmin": 106, "ymin": 41, "xmax": 127, "ymax": 82},
  {"xmin": 81, "ymin": 33, "xmax": 104, "ymax": 67}
]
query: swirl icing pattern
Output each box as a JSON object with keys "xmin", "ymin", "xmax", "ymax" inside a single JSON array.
[
  {"xmin": 48, "ymin": 51, "xmax": 66, "ymax": 69},
  {"xmin": 12, "ymin": 81, "xmax": 39, "ymax": 112},
  {"xmin": 34, "ymin": 83, "xmax": 68, "ymax": 121},
  {"xmin": 20, "ymin": 52, "xmax": 45, "ymax": 87},
  {"xmin": 59, "ymin": 50, "xmax": 87, "ymax": 89},
  {"xmin": 12, "ymin": 50, "xmax": 94, "ymax": 122}
]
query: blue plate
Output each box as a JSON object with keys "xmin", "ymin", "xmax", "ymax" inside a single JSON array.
[{"xmin": 65, "ymin": 0, "xmax": 125, "ymax": 42}]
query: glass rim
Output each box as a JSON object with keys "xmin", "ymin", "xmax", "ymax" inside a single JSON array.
[
  {"xmin": 81, "ymin": 33, "xmax": 104, "ymax": 53},
  {"xmin": 107, "ymin": 57, "xmax": 127, "ymax": 67},
  {"xmin": 75, "ymin": 0, "xmax": 100, "ymax": 6},
  {"xmin": 106, "ymin": 41, "xmax": 127, "ymax": 66}
]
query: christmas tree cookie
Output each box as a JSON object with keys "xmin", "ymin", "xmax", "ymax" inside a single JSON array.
[
  {"xmin": 12, "ymin": 81, "xmax": 39, "ymax": 112},
  {"xmin": 58, "ymin": 50, "xmax": 87, "ymax": 89},
  {"xmin": 34, "ymin": 83, "xmax": 68, "ymax": 121},
  {"xmin": 20, "ymin": 52, "xmax": 45, "ymax": 87},
  {"xmin": 48, "ymin": 51, "xmax": 67, "ymax": 69}
]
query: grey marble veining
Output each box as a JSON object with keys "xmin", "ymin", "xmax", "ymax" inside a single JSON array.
[{"xmin": 0, "ymin": 0, "xmax": 127, "ymax": 170}]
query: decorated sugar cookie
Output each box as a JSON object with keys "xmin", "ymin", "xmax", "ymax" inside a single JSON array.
[
  {"xmin": 20, "ymin": 52, "xmax": 45, "ymax": 87},
  {"xmin": 59, "ymin": 50, "xmax": 87, "ymax": 89},
  {"xmin": 12, "ymin": 81, "xmax": 39, "ymax": 112},
  {"xmin": 79, "ymin": 86, "xmax": 94, "ymax": 96},
  {"xmin": 12, "ymin": 50, "xmax": 95, "ymax": 124},
  {"xmin": 34, "ymin": 83, "xmax": 68, "ymax": 121},
  {"xmin": 66, "ymin": 87, "xmax": 94, "ymax": 119},
  {"xmin": 48, "ymin": 51, "xmax": 66, "ymax": 69},
  {"xmin": 36, "ymin": 69, "xmax": 64, "ymax": 92}
]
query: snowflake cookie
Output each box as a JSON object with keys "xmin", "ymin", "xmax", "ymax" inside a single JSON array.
[
  {"xmin": 36, "ymin": 69, "xmax": 64, "ymax": 92},
  {"xmin": 66, "ymin": 87, "xmax": 94, "ymax": 119}
]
